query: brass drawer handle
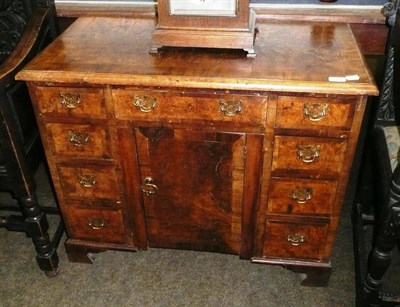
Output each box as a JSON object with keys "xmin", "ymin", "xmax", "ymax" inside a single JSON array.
[
  {"xmin": 291, "ymin": 188, "xmax": 313, "ymax": 204},
  {"xmin": 287, "ymin": 233, "xmax": 306, "ymax": 246},
  {"xmin": 78, "ymin": 175, "xmax": 96, "ymax": 188},
  {"xmin": 303, "ymin": 103, "xmax": 329, "ymax": 122},
  {"xmin": 60, "ymin": 93, "xmax": 81, "ymax": 109},
  {"xmin": 219, "ymin": 99, "xmax": 242, "ymax": 117},
  {"xmin": 132, "ymin": 95, "xmax": 157, "ymax": 113},
  {"xmin": 67, "ymin": 131, "xmax": 90, "ymax": 147},
  {"xmin": 87, "ymin": 217, "xmax": 105, "ymax": 230},
  {"xmin": 296, "ymin": 145, "xmax": 320, "ymax": 163},
  {"xmin": 141, "ymin": 177, "xmax": 158, "ymax": 196}
]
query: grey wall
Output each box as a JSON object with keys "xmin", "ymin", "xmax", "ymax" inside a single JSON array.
[{"xmin": 80, "ymin": 0, "xmax": 386, "ymax": 4}]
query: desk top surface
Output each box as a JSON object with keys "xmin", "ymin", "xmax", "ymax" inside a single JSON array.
[{"xmin": 17, "ymin": 17, "xmax": 378, "ymax": 96}]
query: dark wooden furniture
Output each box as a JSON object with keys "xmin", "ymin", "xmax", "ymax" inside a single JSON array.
[
  {"xmin": 353, "ymin": 0, "xmax": 400, "ymax": 305},
  {"xmin": 17, "ymin": 17, "xmax": 377, "ymax": 286},
  {"xmin": 0, "ymin": 0, "xmax": 61, "ymax": 276}
]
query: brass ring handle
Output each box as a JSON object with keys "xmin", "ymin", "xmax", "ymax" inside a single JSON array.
[
  {"xmin": 303, "ymin": 103, "xmax": 329, "ymax": 122},
  {"xmin": 132, "ymin": 95, "xmax": 157, "ymax": 113},
  {"xmin": 287, "ymin": 233, "xmax": 306, "ymax": 246},
  {"xmin": 87, "ymin": 217, "xmax": 105, "ymax": 230},
  {"xmin": 60, "ymin": 93, "xmax": 81, "ymax": 109},
  {"xmin": 78, "ymin": 175, "xmax": 96, "ymax": 188},
  {"xmin": 219, "ymin": 99, "xmax": 242, "ymax": 117},
  {"xmin": 296, "ymin": 145, "xmax": 320, "ymax": 163},
  {"xmin": 141, "ymin": 177, "xmax": 158, "ymax": 196},
  {"xmin": 290, "ymin": 188, "xmax": 313, "ymax": 204},
  {"xmin": 67, "ymin": 131, "xmax": 90, "ymax": 147}
]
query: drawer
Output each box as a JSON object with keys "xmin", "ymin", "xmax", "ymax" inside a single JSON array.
[
  {"xmin": 34, "ymin": 87, "xmax": 107, "ymax": 119},
  {"xmin": 63, "ymin": 206, "xmax": 126, "ymax": 244},
  {"xmin": 46, "ymin": 123, "xmax": 112, "ymax": 159},
  {"xmin": 112, "ymin": 89, "xmax": 267, "ymax": 126},
  {"xmin": 268, "ymin": 178, "xmax": 337, "ymax": 216},
  {"xmin": 276, "ymin": 96, "xmax": 355, "ymax": 130},
  {"xmin": 272, "ymin": 136, "xmax": 348, "ymax": 175},
  {"xmin": 263, "ymin": 220, "xmax": 328, "ymax": 260},
  {"xmin": 57, "ymin": 164, "xmax": 121, "ymax": 201}
]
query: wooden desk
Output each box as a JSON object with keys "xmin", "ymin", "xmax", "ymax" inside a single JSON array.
[{"xmin": 17, "ymin": 17, "xmax": 378, "ymax": 286}]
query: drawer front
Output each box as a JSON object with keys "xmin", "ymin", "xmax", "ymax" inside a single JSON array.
[
  {"xmin": 272, "ymin": 136, "xmax": 348, "ymax": 175},
  {"xmin": 276, "ymin": 96, "xmax": 355, "ymax": 130},
  {"xmin": 263, "ymin": 220, "xmax": 328, "ymax": 260},
  {"xmin": 46, "ymin": 123, "xmax": 112, "ymax": 159},
  {"xmin": 268, "ymin": 178, "xmax": 337, "ymax": 215},
  {"xmin": 57, "ymin": 164, "xmax": 121, "ymax": 201},
  {"xmin": 63, "ymin": 206, "xmax": 126, "ymax": 243},
  {"xmin": 34, "ymin": 87, "xmax": 106, "ymax": 119},
  {"xmin": 112, "ymin": 89, "xmax": 267, "ymax": 126}
]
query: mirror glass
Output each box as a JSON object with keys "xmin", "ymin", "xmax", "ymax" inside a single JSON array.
[{"xmin": 169, "ymin": 0, "xmax": 237, "ymax": 16}]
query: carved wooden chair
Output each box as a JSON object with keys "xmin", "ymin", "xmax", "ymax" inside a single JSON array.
[
  {"xmin": 352, "ymin": 0, "xmax": 400, "ymax": 305},
  {"xmin": 0, "ymin": 0, "xmax": 62, "ymax": 276}
]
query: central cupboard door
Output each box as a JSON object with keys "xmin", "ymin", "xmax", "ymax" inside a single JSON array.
[{"xmin": 134, "ymin": 127, "xmax": 247, "ymax": 254}]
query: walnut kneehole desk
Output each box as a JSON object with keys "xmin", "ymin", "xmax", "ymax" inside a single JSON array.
[{"xmin": 17, "ymin": 17, "xmax": 378, "ymax": 286}]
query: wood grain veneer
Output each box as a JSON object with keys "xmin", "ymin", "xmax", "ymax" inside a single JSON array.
[{"xmin": 17, "ymin": 17, "xmax": 378, "ymax": 286}]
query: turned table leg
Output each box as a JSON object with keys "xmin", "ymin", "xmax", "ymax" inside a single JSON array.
[
  {"xmin": 21, "ymin": 196, "xmax": 59, "ymax": 276},
  {"xmin": 362, "ymin": 167, "xmax": 400, "ymax": 305},
  {"xmin": 0, "ymin": 195, "xmax": 59, "ymax": 276}
]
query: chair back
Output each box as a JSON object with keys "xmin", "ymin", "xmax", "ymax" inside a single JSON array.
[{"xmin": 377, "ymin": 0, "xmax": 400, "ymax": 124}]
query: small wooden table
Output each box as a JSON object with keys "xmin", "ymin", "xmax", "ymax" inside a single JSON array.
[{"xmin": 17, "ymin": 16, "xmax": 378, "ymax": 286}]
